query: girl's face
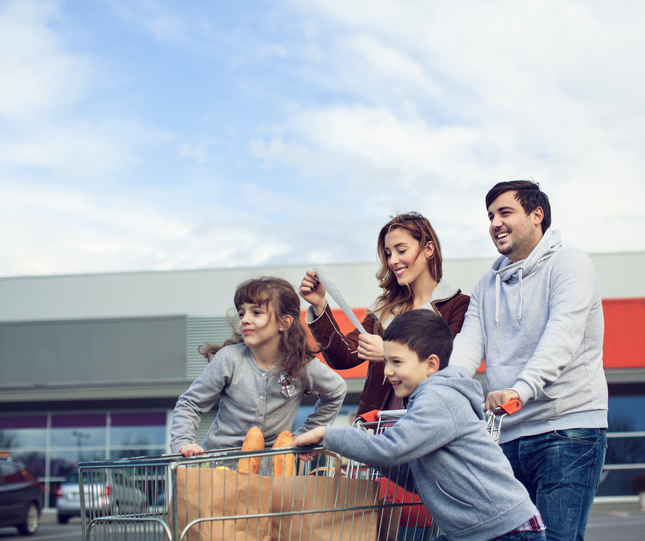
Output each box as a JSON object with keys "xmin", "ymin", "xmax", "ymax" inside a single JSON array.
[
  {"xmin": 383, "ymin": 228, "xmax": 434, "ymax": 287},
  {"xmin": 237, "ymin": 302, "xmax": 283, "ymax": 353}
]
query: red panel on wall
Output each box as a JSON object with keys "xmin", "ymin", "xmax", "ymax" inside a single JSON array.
[
  {"xmin": 602, "ymin": 298, "xmax": 645, "ymax": 369},
  {"xmin": 301, "ymin": 298, "xmax": 645, "ymax": 379}
]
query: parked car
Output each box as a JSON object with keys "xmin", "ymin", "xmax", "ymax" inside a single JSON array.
[
  {"xmin": 56, "ymin": 469, "xmax": 147, "ymax": 523},
  {"xmin": 0, "ymin": 457, "xmax": 43, "ymax": 535}
]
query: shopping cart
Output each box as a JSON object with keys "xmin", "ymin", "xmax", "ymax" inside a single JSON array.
[
  {"xmin": 77, "ymin": 400, "xmax": 521, "ymax": 541},
  {"xmin": 78, "ymin": 443, "xmax": 408, "ymax": 541},
  {"xmin": 349, "ymin": 398, "xmax": 523, "ymax": 541}
]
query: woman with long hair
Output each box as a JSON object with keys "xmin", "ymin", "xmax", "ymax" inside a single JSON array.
[{"xmin": 299, "ymin": 212, "xmax": 469, "ymax": 415}]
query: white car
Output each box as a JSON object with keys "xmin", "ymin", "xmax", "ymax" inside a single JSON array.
[{"xmin": 56, "ymin": 470, "xmax": 147, "ymax": 523}]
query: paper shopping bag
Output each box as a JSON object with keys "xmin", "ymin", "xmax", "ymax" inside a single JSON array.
[
  {"xmin": 175, "ymin": 467, "xmax": 271, "ymax": 541},
  {"xmin": 269, "ymin": 473, "xmax": 380, "ymax": 541}
]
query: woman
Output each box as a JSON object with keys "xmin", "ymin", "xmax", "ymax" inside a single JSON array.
[{"xmin": 299, "ymin": 212, "xmax": 469, "ymax": 415}]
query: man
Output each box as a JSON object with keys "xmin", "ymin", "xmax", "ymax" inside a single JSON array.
[{"xmin": 451, "ymin": 180, "xmax": 608, "ymax": 541}]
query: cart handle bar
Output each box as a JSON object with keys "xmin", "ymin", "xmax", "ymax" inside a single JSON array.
[{"xmin": 358, "ymin": 399, "xmax": 520, "ymax": 424}]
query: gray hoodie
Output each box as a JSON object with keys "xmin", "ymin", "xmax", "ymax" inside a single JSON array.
[
  {"xmin": 323, "ymin": 366, "xmax": 538, "ymax": 541},
  {"xmin": 451, "ymin": 229, "xmax": 607, "ymax": 443}
]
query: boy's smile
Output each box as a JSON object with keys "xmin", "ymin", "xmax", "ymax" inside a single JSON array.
[{"xmin": 383, "ymin": 340, "xmax": 436, "ymax": 398}]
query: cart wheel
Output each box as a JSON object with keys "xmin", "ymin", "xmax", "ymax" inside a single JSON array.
[{"xmin": 18, "ymin": 502, "xmax": 40, "ymax": 535}]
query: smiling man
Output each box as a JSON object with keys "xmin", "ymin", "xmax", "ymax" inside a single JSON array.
[{"xmin": 450, "ymin": 180, "xmax": 608, "ymax": 541}]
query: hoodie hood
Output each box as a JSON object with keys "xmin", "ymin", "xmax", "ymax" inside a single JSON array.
[
  {"xmin": 490, "ymin": 228, "xmax": 561, "ymax": 325},
  {"xmin": 411, "ymin": 365, "xmax": 485, "ymax": 420}
]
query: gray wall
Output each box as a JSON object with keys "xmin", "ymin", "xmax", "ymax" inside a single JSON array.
[{"xmin": 1, "ymin": 315, "xmax": 186, "ymax": 386}]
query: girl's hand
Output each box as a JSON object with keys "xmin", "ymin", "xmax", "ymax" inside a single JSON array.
[
  {"xmin": 179, "ymin": 443, "xmax": 205, "ymax": 457},
  {"xmin": 293, "ymin": 427, "xmax": 326, "ymax": 461},
  {"xmin": 299, "ymin": 270, "xmax": 327, "ymax": 316},
  {"xmin": 357, "ymin": 334, "xmax": 385, "ymax": 362}
]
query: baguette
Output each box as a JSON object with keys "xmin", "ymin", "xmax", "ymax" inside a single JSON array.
[
  {"xmin": 272, "ymin": 431, "xmax": 295, "ymax": 477},
  {"xmin": 238, "ymin": 426, "xmax": 264, "ymax": 474}
]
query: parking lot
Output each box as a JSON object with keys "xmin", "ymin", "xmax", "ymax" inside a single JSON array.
[{"xmin": 0, "ymin": 505, "xmax": 642, "ymax": 541}]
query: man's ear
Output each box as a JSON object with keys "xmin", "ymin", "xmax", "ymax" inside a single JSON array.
[
  {"xmin": 425, "ymin": 354, "xmax": 441, "ymax": 376},
  {"xmin": 279, "ymin": 315, "xmax": 293, "ymax": 332},
  {"xmin": 531, "ymin": 206, "xmax": 544, "ymax": 228}
]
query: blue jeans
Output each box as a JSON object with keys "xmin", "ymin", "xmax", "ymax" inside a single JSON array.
[{"xmin": 501, "ymin": 428, "xmax": 607, "ymax": 541}]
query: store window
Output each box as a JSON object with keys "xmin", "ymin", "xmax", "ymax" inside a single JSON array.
[
  {"xmin": 109, "ymin": 412, "xmax": 167, "ymax": 459},
  {"xmin": 0, "ymin": 410, "xmax": 170, "ymax": 510},
  {"xmin": 597, "ymin": 395, "xmax": 645, "ymax": 499}
]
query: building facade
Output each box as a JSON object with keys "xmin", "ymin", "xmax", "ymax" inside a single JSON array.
[{"xmin": 1, "ymin": 255, "xmax": 644, "ymax": 509}]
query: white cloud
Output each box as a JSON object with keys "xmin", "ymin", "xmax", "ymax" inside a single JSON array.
[
  {"xmin": 0, "ymin": 0, "xmax": 90, "ymax": 120},
  {"xmin": 1, "ymin": 0, "xmax": 645, "ymax": 277}
]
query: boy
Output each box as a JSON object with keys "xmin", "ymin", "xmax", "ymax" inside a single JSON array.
[{"xmin": 293, "ymin": 310, "xmax": 546, "ymax": 541}]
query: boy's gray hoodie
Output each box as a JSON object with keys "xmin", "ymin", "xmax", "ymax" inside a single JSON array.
[
  {"xmin": 450, "ymin": 228, "xmax": 607, "ymax": 443},
  {"xmin": 323, "ymin": 366, "xmax": 538, "ymax": 541}
]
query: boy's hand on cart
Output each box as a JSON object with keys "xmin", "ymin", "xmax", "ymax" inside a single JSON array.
[
  {"xmin": 357, "ymin": 333, "xmax": 384, "ymax": 361},
  {"xmin": 179, "ymin": 443, "xmax": 205, "ymax": 457},
  {"xmin": 293, "ymin": 426, "xmax": 326, "ymax": 460},
  {"xmin": 485, "ymin": 389, "xmax": 520, "ymax": 412}
]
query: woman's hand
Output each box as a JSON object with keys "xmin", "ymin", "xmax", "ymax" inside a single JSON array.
[
  {"xmin": 357, "ymin": 333, "xmax": 385, "ymax": 362},
  {"xmin": 299, "ymin": 270, "xmax": 327, "ymax": 316},
  {"xmin": 179, "ymin": 443, "xmax": 205, "ymax": 457}
]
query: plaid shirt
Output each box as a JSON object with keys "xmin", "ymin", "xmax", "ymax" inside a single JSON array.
[{"xmin": 514, "ymin": 512, "xmax": 547, "ymax": 533}]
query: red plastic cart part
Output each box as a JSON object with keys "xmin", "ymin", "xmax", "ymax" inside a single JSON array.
[{"xmin": 496, "ymin": 399, "xmax": 521, "ymax": 416}]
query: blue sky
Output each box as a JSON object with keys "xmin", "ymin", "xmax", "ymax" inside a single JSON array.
[{"xmin": 1, "ymin": 0, "xmax": 644, "ymax": 277}]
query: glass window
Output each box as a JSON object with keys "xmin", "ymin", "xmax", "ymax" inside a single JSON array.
[
  {"xmin": 50, "ymin": 450, "xmax": 106, "ymax": 478},
  {"xmin": 605, "ymin": 436, "xmax": 645, "ymax": 465},
  {"xmin": 50, "ymin": 414, "xmax": 107, "ymax": 447},
  {"xmin": 608, "ymin": 396, "xmax": 645, "ymax": 432},
  {"xmin": 0, "ymin": 415, "xmax": 47, "ymax": 449},
  {"xmin": 0, "ymin": 428, "xmax": 47, "ymax": 449},
  {"xmin": 109, "ymin": 448, "xmax": 166, "ymax": 460},
  {"xmin": 10, "ymin": 452, "xmax": 46, "ymax": 478},
  {"xmin": 50, "ymin": 427, "xmax": 107, "ymax": 448},
  {"xmin": 111, "ymin": 426, "xmax": 166, "ymax": 447},
  {"xmin": 109, "ymin": 411, "xmax": 167, "ymax": 450}
]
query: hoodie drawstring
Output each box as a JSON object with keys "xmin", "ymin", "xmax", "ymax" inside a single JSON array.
[
  {"xmin": 517, "ymin": 267, "xmax": 523, "ymax": 325},
  {"xmin": 495, "ymin": 267, "xmax": 524, "ymax": 326},
  {"xmin": 495, "ymin": 274, "xmax": 501, "ymax": 326}
]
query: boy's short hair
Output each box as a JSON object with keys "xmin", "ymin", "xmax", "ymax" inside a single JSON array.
[{"xmin": 382, "ymin": 310, "xmax": 453, "ymax": 369}]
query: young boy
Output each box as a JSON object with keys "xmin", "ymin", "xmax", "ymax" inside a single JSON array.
[{"xmin": 293, "ymin": 310, "xmax": 546, "ymax": 541}]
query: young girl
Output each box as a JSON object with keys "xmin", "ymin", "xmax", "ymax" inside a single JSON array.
[
  {"xmin": 170, "ymin": 277, "xmax": 347, "ymax": 456},
  {"xmin": 300, "ymin": 212, "xmax": 469, "ymax": 415}
]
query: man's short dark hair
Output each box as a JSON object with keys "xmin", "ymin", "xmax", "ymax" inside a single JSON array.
[
  {"xmin": 382, "ymin": 310, "xmax": 452, "ymax": 370},
  {"xmin": 485, "ymin": 180, "xmax": 551, "ymax": 233}
]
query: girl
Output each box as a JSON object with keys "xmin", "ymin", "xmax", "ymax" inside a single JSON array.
[
  {"xmin": 170, "ymin": 277, "xmax": 347, "ymax": 456},
  {"xmin": 299, "ymin": 212, "xmax": 469, "ymax": 415}
]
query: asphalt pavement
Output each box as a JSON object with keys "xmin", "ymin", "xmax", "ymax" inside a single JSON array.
[{"xmin": 2, "ymin": 504, "xmax": 641, "ymax": 541}]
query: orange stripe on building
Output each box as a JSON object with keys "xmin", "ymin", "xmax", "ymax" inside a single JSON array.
[{"xmin": 303, "ymin": 298, "xmax": 645, "ymax": 378}]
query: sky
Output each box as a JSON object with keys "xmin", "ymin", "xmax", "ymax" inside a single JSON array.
[{"xmin": 1, "ymin": 0, "xmax": 644, "ymax": 278}]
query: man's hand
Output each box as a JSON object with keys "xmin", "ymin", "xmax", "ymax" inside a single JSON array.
[
  {"xmin": 485, "ymin": 389, "xmax": 520, "ymax": 412},
  {"xmin": 293, "ymin": 426, "xmax": 326, "ymax": 461},
  {"xmin": 179, "ymin": 443, "xmax": 205, "ymax": 457}
]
